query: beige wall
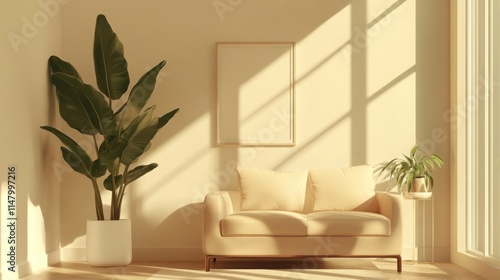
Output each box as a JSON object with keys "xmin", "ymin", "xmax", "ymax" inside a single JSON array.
[
  {"xmin": 2, "ymin": 0, "xmax": 451, "ymax": 275},
  {"xmin": 1, "ymin": 0, "xmax": 63, "ymax": 278},
  {"xmin": 56, "ymin": 0, "xmax": 451, "ymax": 262}
]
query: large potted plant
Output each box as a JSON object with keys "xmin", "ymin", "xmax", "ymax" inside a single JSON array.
[
  {"xmin": 41, "ymin": 14, "xmax": 179, "ymax": 266},
  {"xmin": 378, "ymin": 144, "xmax": 444, "ymax": 194}
]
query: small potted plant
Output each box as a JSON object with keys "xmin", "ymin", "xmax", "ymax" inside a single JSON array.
[{"xmin": 378, "ymin": 144, "xmax": 444, "ymax": 194}]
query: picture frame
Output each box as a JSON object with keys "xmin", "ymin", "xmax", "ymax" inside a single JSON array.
[{"xmin": 216, "ymin": 42, "xmax": 295, "ymax": 146}]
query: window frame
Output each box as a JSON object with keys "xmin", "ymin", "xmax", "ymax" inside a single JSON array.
[{"xmin": 465, "ymin": 0, "xmax": 500, "ymax": 265}]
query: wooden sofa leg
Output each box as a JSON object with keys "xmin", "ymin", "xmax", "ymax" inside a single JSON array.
[
  {"xmin": 396, "ymin": 255, "xmax": 402, "ymax": 272},
  {"xmin": 205, "ymin": 256, "xmax": 211, "ymax": 272}
]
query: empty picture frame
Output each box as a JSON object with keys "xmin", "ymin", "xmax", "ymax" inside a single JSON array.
[{"xmin": 216, "ymin": 42, "xmax": 295, "ymax": 146}]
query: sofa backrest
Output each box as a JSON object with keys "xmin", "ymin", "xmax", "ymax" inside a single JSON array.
[
  {"xmin": 306, "ymin": 165, "xmax": 379, "ymax": 213},
  {"xmin": 227, "ymin": 190, "xmax": 242, "ymax": 212},
  {"xmin": 230, "ymin": 165, "xmax": 380, "ymax": 214}
]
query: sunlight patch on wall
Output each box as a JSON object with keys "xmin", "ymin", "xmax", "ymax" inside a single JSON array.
[
  {"xmin": 295, "ymin": 4, "xmax": 353, "ymax": 166},
  {"xmin": 296, "ymin": 4, "xmax": 351, "ymax": 73},
  {"xmin": 296, "ymin": 2, "xmax": 352, "ymax": 155},
  {"xmin": 367, "ymin": 0, "xmax": 415, "ymax": 99}
]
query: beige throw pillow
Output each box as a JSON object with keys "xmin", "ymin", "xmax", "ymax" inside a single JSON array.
[
  {"xmin": 236, "ymin": 166, "xmax": 308, "ymax": 212},
  {"xmin": 308, "ymin": 165, "xmax": 377, "ymax": 212}
]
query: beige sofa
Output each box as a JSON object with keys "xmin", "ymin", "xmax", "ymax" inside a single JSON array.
[{"xmin": 202, "ymin": 165, "xmax": 403, "ymax": 272}]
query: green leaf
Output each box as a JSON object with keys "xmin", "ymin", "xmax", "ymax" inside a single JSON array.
[
  {"xmin": 41, "ymin": 126, "xmax": 93, "ymax": 173},
  {"xmin": 158, "ymin": 108, "xmax": 179, "ymax": 129},
  {"xmin": 430, "ymin": 154, "xmax": 445, "ymax": 166},
  {"xmin": 380, "ymin": 159, "xmax": 396, "ymax": 173},
  {"xmin": 410, "ymin": 144, "xmax": 419, "ymax": 158},
  {"xmin": 103, "ymin": 173, "xmax": 123, "ymax": 191},
  {"xmin": 91, "ymin": 158, "xmax": 107, "ymax": 178},
  {"xmin": 406, "ymin": 173, "xmax": 414, "ymax": 192},
  {"xmin": 98, "ymin": 135, "xmax": 117, "ymax": 171},
  {"xmin": 124, "ymin": 163, "xmax": 158, "ymax": 185},
  {"xmin": 428, "ymin": 176, "xmax": 434, "ymax": 189},
  {"xmin": 403, "ymin": 154, "xmax": 412, "ymax": 166},
  {"xmin": 93, "ymin": 14, "xmax": 130, "ymax": 100},
  {"xmin": 115, "ymin": 61, "xmax": 166, "ymax": 131},
  {"xmin": 48, "ymin": 55, "xmax": 82, "ymax": 81},
  {"xmin": 51, "ymin": 72, "xmax": 116, "ymax": 135},
  {"xmin": 120, "ymin": 111, "xmax": 159, "ymax": 166},
  {"xmin": 103, "ymin": 163, "xmax": 158, "ymax": 191},
  {"xmin": 101, "ymin": 107, "xmax": 159, "ymax": 168},
  {"xmin": 61, "ymin": 147, "xmax": 92, "ymax": 177}
]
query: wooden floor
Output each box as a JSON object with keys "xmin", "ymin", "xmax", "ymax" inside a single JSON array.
[{"xmin": 18, "ymin": 259, "xmax": 486, "ymax": 280}]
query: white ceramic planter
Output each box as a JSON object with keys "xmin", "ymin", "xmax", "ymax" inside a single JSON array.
[
  {"xmin": 411, "ymin": 177, "xmax": 428, "ymax": 192},
  {"xmin": 86, "ymin": 219, "xmax": 132, "ymax": 267}
]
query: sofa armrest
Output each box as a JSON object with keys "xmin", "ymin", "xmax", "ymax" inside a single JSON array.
[
  {"xmin": 375, "ymin": 191, "xmax": 403, "ymax": 239},
  {"xmin": 202, "ymin": 192, "xmax": 234, "ymax": 249},
  {"xmin": 204, "ymin": 191, "xmax": 234, "ymax": 218}
]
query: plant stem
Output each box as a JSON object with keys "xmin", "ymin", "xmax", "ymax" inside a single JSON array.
[
  {"xmin": 90, "ymin": 127, "xmax": 105, "ymax": 220},
  {"xmin": 91, "ymin": 133, "xmax": 99, "ymax": 157},
  {"xmin": 115, "ymin": 166, "xmax": 130, "ymax": 219},
  {"xmin": 110, "ymin": 162, "xmax": 123, "ymax": 220},
  {"xmin": 91, "ymin": 178, "xmax": 105, "ymax": 220},
  {"xmin": 110, "ymin": 166, "xmax": 117, "ymax": 220}
]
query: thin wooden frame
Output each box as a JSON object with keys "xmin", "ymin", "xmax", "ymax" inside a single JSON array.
[{"xmin": 216, "ymin": 42, "xmax": 295, "ymax": 146}]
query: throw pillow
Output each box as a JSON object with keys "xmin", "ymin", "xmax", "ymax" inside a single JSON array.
[
  {"xmin": 308, "ymin": 165, "xmax": 377, "ymax": 212},
  {"xmin": 236, "ymin": 166, "xmax": 308, "ymax": 212}
]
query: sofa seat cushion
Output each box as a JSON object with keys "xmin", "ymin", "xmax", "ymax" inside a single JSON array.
[
  {"xmin": 221, "ymin": 211, "xmax": 307, "ymax": 237},
  {"xmin": 306, "ymin": 211, "xmax": 391, "ymax": 236}
]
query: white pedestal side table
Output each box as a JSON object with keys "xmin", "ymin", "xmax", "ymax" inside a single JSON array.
[{"xmin": 403, "ymin": 192, "xmax": 434, "ymax": 264}]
